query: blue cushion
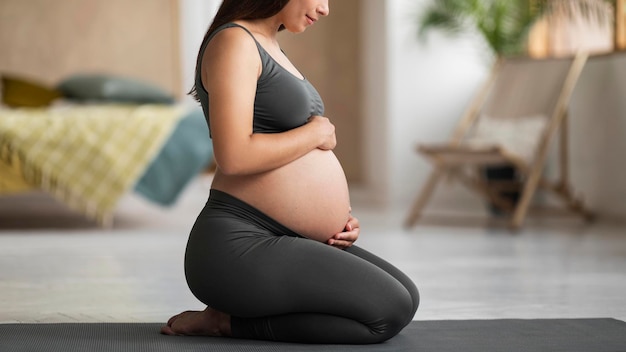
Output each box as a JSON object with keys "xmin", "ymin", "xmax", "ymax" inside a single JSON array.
[{"xmin": 57, "ymin": 74, "xmax": 175, "ymax": 104}]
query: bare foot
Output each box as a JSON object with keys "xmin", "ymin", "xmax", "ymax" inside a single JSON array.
[{"xmin": 160, "ymin": 307, "xmax": 231, "ymax": 337}]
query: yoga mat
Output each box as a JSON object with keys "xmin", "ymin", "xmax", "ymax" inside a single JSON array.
[{"xmin": 1, "ymin": 319, "xmax": 625, "ymax": 352}]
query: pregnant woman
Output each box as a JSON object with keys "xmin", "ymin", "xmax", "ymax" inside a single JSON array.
[{"xmin": 161, "ymin": 0, "xmax": 419, "ymax": 344}]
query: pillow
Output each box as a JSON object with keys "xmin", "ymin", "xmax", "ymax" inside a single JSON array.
[
  {"xmin": 1, "ymin": 75, "xmax": 62, "ymax": 108},
  {"xmin": 466, "ymin": 114, "xmax": 547, "ymax": 163},
  {"xmin": 57, "ymin": 74, "xmax": 175, "ymax": 104}
]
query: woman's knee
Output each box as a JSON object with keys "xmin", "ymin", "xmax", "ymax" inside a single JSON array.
[
  {"xmin": 391, "ymin": 280, "xmax": 420, "ymax": 326},
  {"xmin": 365, "ymin": 315, "xmax": 410, "ymax": 343},
  {"xmin": 408, "ymin": 283, "xmax": 420, "ymax": 321},
  {"xmin": 366, "ymin": 287, "xmax": 419, "ymax": 343}
]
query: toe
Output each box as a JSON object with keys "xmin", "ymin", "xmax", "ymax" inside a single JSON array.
[
  {"xmin": 166, "ymin": 312, "xmax": 183, "ymax": 326},
  {"xmin": 160, "ymin": 325, "xmax": 179, "ymax": 336}
]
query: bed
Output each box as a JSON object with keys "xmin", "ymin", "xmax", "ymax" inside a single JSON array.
[{"xmin": 0, "ymin": 74, "xmax": 214, "ymax": 226}]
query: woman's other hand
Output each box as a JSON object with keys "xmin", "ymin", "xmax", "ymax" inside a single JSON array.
[
  {"xmin": 307, "ymin": 115, "xmax": 336, "ymax": 150},
  {"xmin": 327, "ymin": 212, "xmax": 360, "ymax": 250}
]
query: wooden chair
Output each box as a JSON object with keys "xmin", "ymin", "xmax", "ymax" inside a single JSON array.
[{"xmin": 404, "ymin": 52, "xmax": 593, "ymax": 230}]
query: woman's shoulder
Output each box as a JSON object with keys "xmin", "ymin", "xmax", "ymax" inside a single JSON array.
[
  {"xmin": 205, "ymin": 24, "xmax": 259, "ymax": 60},
  {"xmin": 201, "ymin": 23, "xmax": 262, "ymax": 86}
]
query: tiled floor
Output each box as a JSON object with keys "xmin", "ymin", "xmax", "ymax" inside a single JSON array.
[{"xmin": 1, "ymin": 176, "xmax": 625, "ymax": 324}]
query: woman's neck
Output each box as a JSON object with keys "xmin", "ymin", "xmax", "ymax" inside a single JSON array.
[{"xmin": 237, "ymin": 18, "xmax": 281, "ymax": 44}]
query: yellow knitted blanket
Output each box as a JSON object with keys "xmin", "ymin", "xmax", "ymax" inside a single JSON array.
[{"xmin": 0, "ymin": 104, "xmax": 185, "ymax": 226}]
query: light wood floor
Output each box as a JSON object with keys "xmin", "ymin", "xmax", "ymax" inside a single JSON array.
[{"xmin": 1, "ymin": 176, "xmax": 625, "ymax": 324}]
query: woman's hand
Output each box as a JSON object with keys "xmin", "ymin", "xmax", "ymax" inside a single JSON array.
[
  {"xmin": 307, "ymin": 115, "xmax": 336, "ymax": 150},
  {"xmin": 327, "ymin": 211, "xmax": 360, "ymax": 250}
]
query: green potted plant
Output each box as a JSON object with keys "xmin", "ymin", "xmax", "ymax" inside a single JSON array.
[{"xmin": 417, "ymin": 0, "xmax": 615, "ymax": 58}]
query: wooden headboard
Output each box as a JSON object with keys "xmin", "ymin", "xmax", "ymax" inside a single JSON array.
[{"xmin": 0, "ymin": 0, "xmax": 181, "ymax": 98}]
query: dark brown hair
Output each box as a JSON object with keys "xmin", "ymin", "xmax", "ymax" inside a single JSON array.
[{"xmin": 189, "ymin": 0, "xmax": 291, "ymax": 102}]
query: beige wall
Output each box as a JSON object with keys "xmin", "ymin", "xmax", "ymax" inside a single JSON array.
[
  {"xmin": 279, "ymin": 0, "xmax": 364, "ymax": 184},
  {"xmin": 0, "ymin": 0, "xmax": 364, "ymax": 183},
  {"xmin": 0, "ymin": 0, "xmax": 180, "ymax": 97}
]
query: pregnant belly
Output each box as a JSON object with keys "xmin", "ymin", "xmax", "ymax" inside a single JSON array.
[{"xmin": 212, "ymin": 149, "xmax": 351, "ymax": 242}]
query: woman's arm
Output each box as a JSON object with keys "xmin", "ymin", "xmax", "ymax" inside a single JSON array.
[{"xmin": 202, "ymin": 28, "xmax": 336, "ymax": 176}]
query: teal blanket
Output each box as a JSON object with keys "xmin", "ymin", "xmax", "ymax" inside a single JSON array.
[{"xmin": 134, "ymin": 108, "xmax": 213, "ymax": 205}]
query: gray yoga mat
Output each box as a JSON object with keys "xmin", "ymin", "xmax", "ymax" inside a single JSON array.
[{"xmin": 1, "ymin": 318, "xmax": 625, "ymax": 352}]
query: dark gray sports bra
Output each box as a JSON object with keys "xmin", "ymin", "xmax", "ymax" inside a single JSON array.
[{"xmin": 195, "ymin": 23, "xmax": 325, "ymax": 136}]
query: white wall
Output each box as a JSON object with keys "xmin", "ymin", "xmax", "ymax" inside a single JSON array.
[
  {"xmin": 178, "ymin": 0, "xmax": 221, "ymax": 106},
  {"xmin": 360, "ymin": 0, "xmax": 489, "ymax": 209}
]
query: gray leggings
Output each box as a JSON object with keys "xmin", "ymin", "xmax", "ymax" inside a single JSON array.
[{"xmin": 184, "ymin": 190, "xmax": 419, "ymax": 344}]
